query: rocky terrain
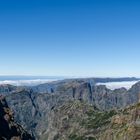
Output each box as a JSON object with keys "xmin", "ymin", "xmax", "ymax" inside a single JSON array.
[
  {"xmin": 44, "ymin": 100, "xmax": 140, "ymax": 140},
  {"xmin": 0, "ymin": 84, "xmax": 17, "ymax": 95},
  {"xmin": 0, "ymin": 95, "xmax": 34, "ymax": 140},
  {"xmin": 0, "ymin": 78, "xmax": 140, "ymax": 139},
  {"xmin": 0, "ymin": 84, "xmax": 25, "ymax": 95}
]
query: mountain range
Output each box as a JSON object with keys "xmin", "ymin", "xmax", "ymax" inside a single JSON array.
[{"xmin": 0, "ymin": 77, "xmax": 140, "ymax": 140}]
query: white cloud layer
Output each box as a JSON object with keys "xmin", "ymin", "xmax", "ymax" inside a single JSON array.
[
  {"xmin": 0, "ymin": 79, "xmax": 139, "ymax": 89},
  {"xmin": 97, "ymin": 81, "xmax": 139, "ymax": 90},
  {"xmin": 0, "ymin": 79, "xmax": 58, "ymax": 86}
]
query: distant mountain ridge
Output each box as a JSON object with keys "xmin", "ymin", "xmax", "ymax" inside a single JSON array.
[
  {"xmin": 0, "ymin": 77, "xmax": 139, "ymax": 95},
  {"xmin": 0, "ymin": 76, "xmax": 139, "ymax": 86}
]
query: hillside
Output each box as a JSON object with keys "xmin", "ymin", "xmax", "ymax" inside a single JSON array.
[{"xmin": 45, "ymin": 101, "xmax": 140, "ymax": 140}]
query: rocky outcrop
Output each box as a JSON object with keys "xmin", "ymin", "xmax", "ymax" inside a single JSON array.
[{"xmin": 0, "ymin": 95, "xmax": 34, "ymax": 140}]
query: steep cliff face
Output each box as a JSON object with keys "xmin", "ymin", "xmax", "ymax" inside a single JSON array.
[
  {"xmin": 54, "ymin": 81, "xmax": 140, "ymax": 110},
  {"xmin": 0, "ymin": 95, "xmax": 34, "ymax": 140},
  {"xmin": 32, "ymin": 77, "xmax": 139, "ymax": 94},
  {"xmin": 6, "ymin": 89, "xmax": 73, "ymax": 139}
]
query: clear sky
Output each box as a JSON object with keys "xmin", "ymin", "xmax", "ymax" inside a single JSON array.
[{"xmin": 0, "ymin": 0, "xmax": 140, "ymax": 77}]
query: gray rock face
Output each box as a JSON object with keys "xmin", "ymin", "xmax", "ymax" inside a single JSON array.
[
  {"xmin": 3, "ymin": 79, "xmax": 140, "ymax": 139},
  {"xmin": 0, "ymin": 95, "xmax": 34, "ymax": 140},
  {"xmin": 0, "ymin": 84, "xmax": 27, "ymax": 95},
  {"xmin": 31, "ymin": 77, "xmax": 139, "ymax": 93},
  {"xmin": 5, "ymin": 90, "xmax": 73, "ymax": 139}
]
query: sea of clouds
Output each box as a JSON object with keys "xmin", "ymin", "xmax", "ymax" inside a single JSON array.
[
  {"xmin": 0, "ymin": 79, "xmax": 59, "ymax": 86},
  {"xmin": 97, "ymin": 81, "xmax": 139, "ymax": 90},
  {"xmin": 0, "ymin": 76, "xmax": 139, "ymax": 89}
]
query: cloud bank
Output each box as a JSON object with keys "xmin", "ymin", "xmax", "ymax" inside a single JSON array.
[
  {"xmin": 97, "ymin": 81, "xmax": 139, "ymax": 90},
  {"xmin": 0, "ymin": 79, "xmax": 58, "ymax": 86},
  {"xmin": 0, "ymin": 78, "xmax": 139, "ymax": 89}
]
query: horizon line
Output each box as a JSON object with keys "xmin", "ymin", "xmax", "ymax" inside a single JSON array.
[{"xmin": 0, "ymin": 75, "xmax": 139, "ymax": 79}]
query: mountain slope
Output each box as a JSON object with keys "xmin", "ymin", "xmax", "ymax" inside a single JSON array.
[
  {"xmin": 44, "ymin": 101, "xmax": 140, "ymax": 140},
  {"xmin": 99, "ymin": 102, "xmax": 140, "ymax": 140}
]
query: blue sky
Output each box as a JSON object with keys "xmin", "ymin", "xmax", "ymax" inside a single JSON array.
[{"xmin": 0, "ymin": 0, "xmax": 140, "ymax": 77}]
